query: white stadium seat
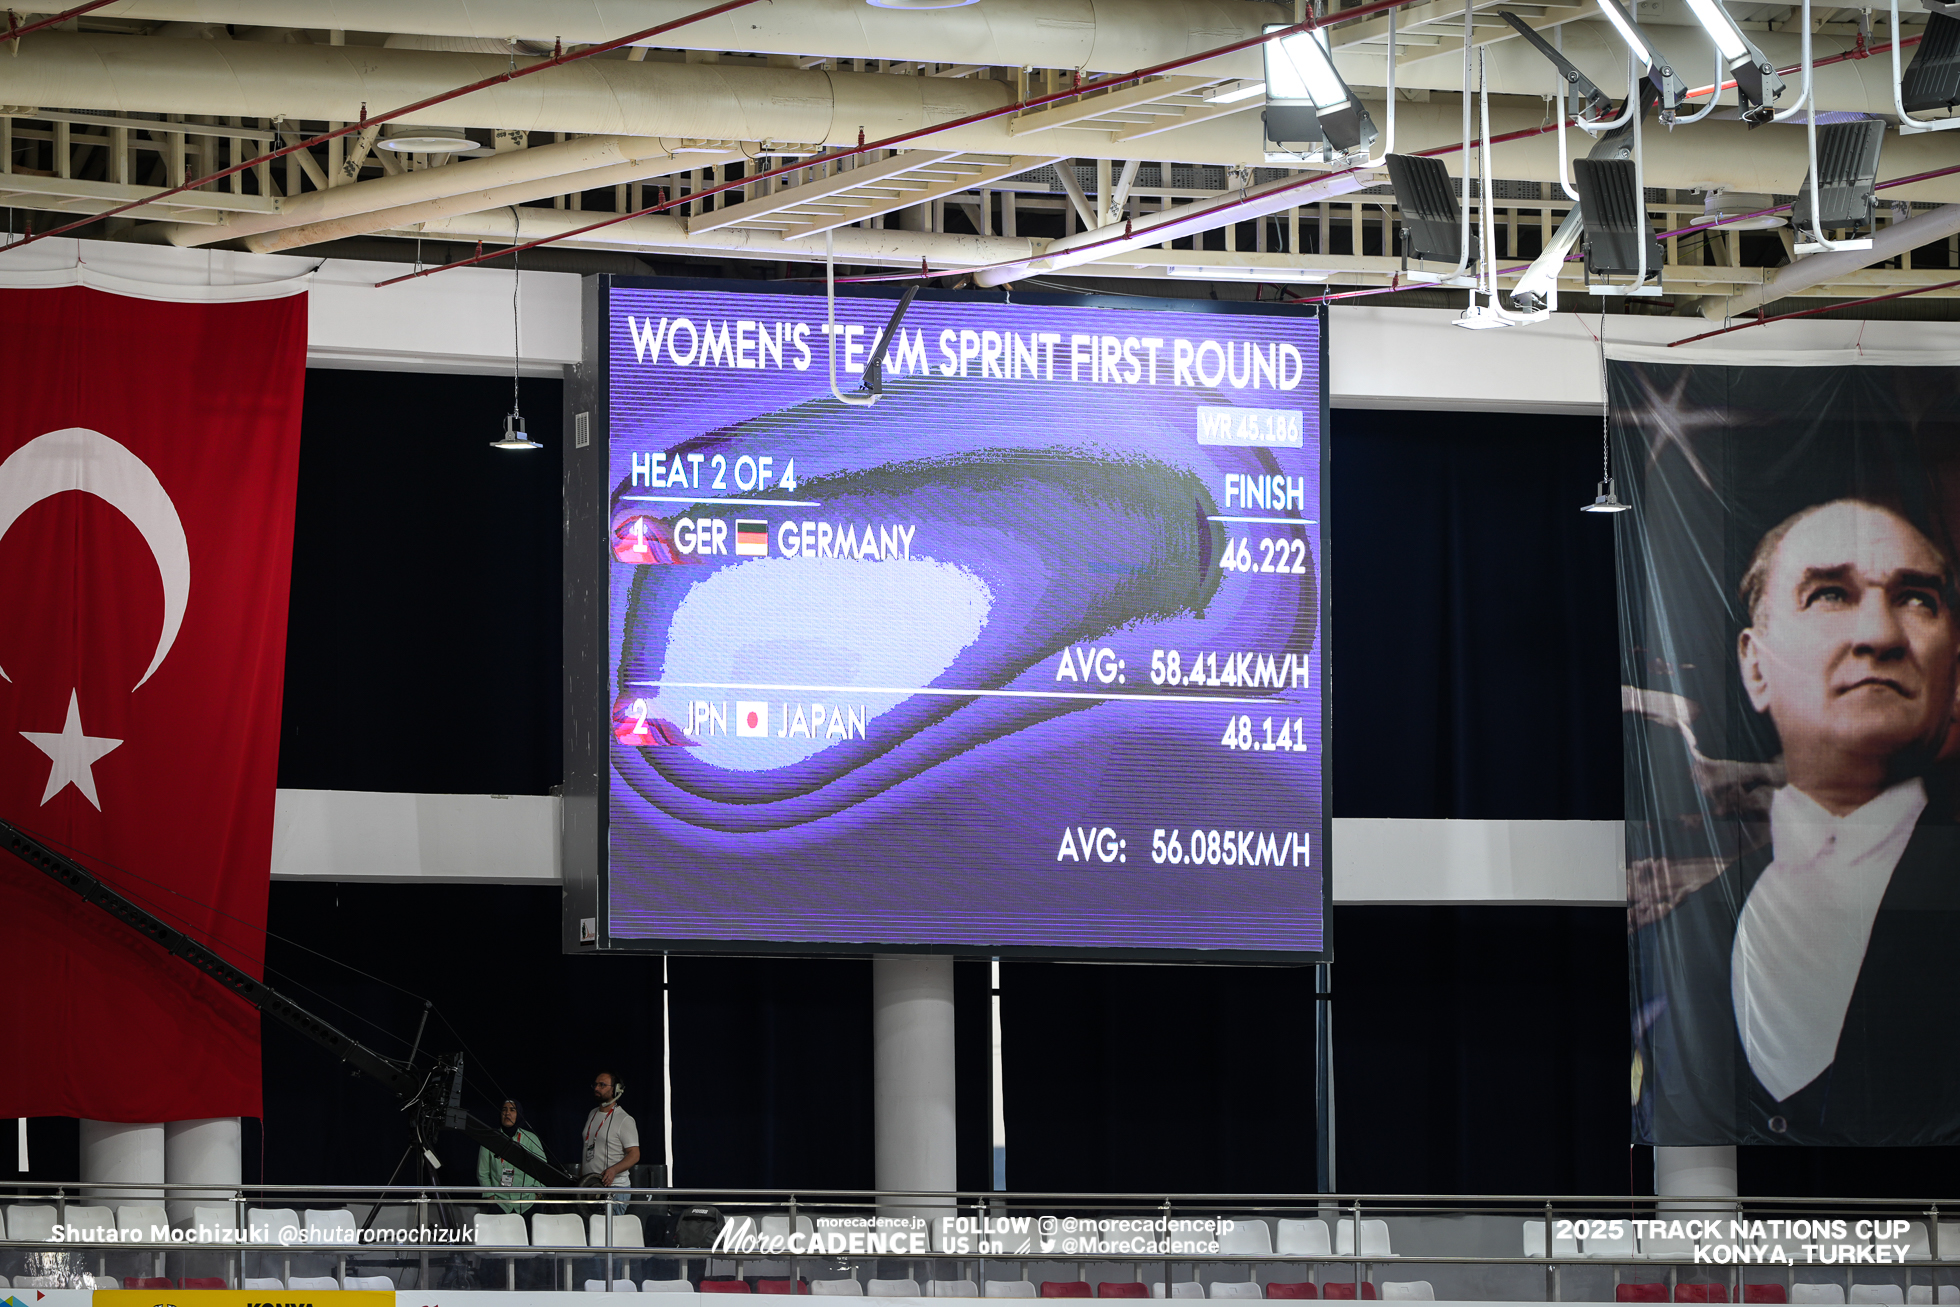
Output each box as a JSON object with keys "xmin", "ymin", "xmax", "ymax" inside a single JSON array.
[
  {"xmin": 64, "ymin": 1207, "xmax": 115, "ymax": 1243},
  {"xmin": 592, "ymin": 1213, "xmax": 647, "ymax": 1249},
  {"xmin": 475, "ymin": 1212, "xmax": 531, "ymax": 1247},
  {"xmin": 243, "ymin": 1278, "xmax": 284, "ymax": 1290},
  {"xmin": 643, "ymin": 1280, "xmax": 696, "ymax": 1293},
  {"xmin": 1850, "ymin": 1288, "xmax": 1905, "ymax": 1305},
  {"xmin": 117, "ymin": 1205, "xmax": 168, "ymax": 1241},
  {"xmin": 985, "ymin": 1284, "xmax": 1037, "ymax": 1299},
  {"xmin": 346, "ymin": 1276, "xmax": 396, "ymax": 1290},
  {"xmin": 1219, "ymin": 1219, "xmax": 1274, "ymax": 1258},
  {"xmin": 1905, "ymin": 1287, "xmax": 1959, "ymax": 1303},
  {"xmin": 249, "ymin": 1208, "xmax": 302, "ymax": 1247},
  {"xmin": 6, "ymin": 1207, "xmax": 56, "ymax": 1243},
  {"xmin": 1382, "ymin": 1283, "xmax": 1435, "ymax": 1300},
  {"xmin": 929, "ymin": 1281, "xmax": 979, "ymax": 1297},
  {"xmin": 1523, "ymin": 1220, "xmax": 1578, "ymax": 1259},
  {"xmin": 1209, "ymin": 1283, "xmax": 1263, "ymax": 1300},
  {"xmin": 1792, "ymin": 1286, "xmax": 1848, "ymax": 1305},
  {"xmin": 814, "ymin": 1281, "xmax": 867, "ymax": 1296},
  {"xmin": 534, "ymin": 1213, "xmax": 589, "ymax": 1248},
  {"xmin": 1337, "ymin": 1220, "xmax": 1393, "ymax": 1258},
  {"xmin": 587, "ymin": 1280, "xmax": 640, "ymax": 1292},
  {"xmin": 304, "ymin": 1209, "xmax": 359, "ymax": 1247},
  {"xmin": 1277, "ymin": 1221, "xmax": 1331, "ymax": 1257},
  {"xmin": 288, "ymin": 1277, "xmax": 340, "ymax": 1290},
  {"xmin": 871, "ymin": 1280, "xmax": 923, "ymax": 1297},
  {"xmin": 1153, "ymin": 1284, "xmax": 1206, "ymax": 1299},
  {"xmin": 191, "ymin": 1206, "xmax": 238, "ymax": 1243}
]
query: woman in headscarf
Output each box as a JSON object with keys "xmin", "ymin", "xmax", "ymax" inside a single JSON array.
[{"xmin": 476, "ymin": 1098, "xmax": 547, "ymax": 1214}]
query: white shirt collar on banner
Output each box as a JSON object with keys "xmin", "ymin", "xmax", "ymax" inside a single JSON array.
[{"xmin": 1730, "ymin": 777, "xmax": 1925, "ymax": 1103}]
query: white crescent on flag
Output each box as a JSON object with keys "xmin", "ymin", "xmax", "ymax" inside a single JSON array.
[{"xmin": 0, "ymin": 427, "xmax": 191, "ymax": 690}]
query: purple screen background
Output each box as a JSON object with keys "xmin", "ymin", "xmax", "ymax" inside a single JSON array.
[{"xmin": 603, "ymin": 286, "xmax": 1324, "ymax": 953}]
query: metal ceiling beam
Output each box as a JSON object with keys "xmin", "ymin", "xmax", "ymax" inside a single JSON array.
[
  {"xmin": 683, "ymin": 149, "xmax": 961, "ymax": 235},
  {"xmin": 771, "ymin": 154, "xmax": 1062, "ymax": 241}
]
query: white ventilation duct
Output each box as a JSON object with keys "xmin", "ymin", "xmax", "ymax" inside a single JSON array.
[
  {"xmin": 148, "ymin": 133, "xmax": 697, "ymax": 248},
  {"xmin": 1699, "ymin": 203, "xmax": 1960, "ymax": 320},
  {"xmin": 83, "ymin": 0, "xmax": 1285, "ymax": 75}
]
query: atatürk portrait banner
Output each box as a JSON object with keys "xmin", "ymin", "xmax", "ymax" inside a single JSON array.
[{"xmin": 1622, "ymin": 360, "xmax": 1960, "ymax": 1147}]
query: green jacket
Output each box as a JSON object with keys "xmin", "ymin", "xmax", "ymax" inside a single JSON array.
[{"xmin": 477, "ymin": 1128, "xmax": 547, "ymax": 1213}]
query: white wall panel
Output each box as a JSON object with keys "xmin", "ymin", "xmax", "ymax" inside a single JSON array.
[{"xmin": 271, "ymin": 790, "xmax": 1623, "ymax": 903}]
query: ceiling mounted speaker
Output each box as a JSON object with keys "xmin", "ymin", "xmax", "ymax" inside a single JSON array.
[{"xmin": 1384, "ymin": 153, "xmax": 1462, "ymax": 266}]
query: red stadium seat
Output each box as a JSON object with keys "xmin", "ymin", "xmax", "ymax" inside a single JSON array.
[
  {"xmin": 756, "ymin": 1281, "xmax": 809, "ymax": 1295},
  {"xmin": 124, "ymin": 1279, "xmax": 176, "ymax": 1290},
  {"xmin": 1617, "ymin": 1287, "xmax": 1669, "ymax": 1303},
  {"xmin": 181, "ymin": 1279, "xmax": 227, "ymax": 1290},
  {"xmin": 1268, "ymin": 1286, "xmax": 1319, "ymax": 1300},
  {"xmin": 1042, "ymin": 1284, "xmax": 1094, "ymax": 1298},
  {"xmin": 1321, "ymin": 1286, "xmax": 1377, "ymax": 1300},
  {"xmin": 702, "ymin": 1281, "xmax": 752, "ymax": 1294},
  {"xmin": 1677, "ymin": 1287, "xmax": 1729, "ymax": 1303},
  {"xmin": 1743, "ymin": 1288, "xmax": 1787, "ymax": 1304},
  {"xmin": 1099, "ymin": 1286, "xmax": 1149, "ymax": 1299}
]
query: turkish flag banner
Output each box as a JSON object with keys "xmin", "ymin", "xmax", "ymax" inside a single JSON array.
[{"xmin": 0, "ymin": 282, "xmax": 305, "ymax": 1121}]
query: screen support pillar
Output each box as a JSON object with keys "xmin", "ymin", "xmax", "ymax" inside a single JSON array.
[
  {"xmin": 81, "ymin": 1119, "xmax": 165, "ymax": 1197},
  {"xmin": 874, "ymin": 954, "xmax": 956, "ymax": 1245},
  {"xmin": 1314, "ymin": 961, "xmax": 1334, "ymax": 1193}
]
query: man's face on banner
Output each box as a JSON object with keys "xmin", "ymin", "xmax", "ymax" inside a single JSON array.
[{"xmin": 1739, "ymin": 501, "xmax": 1960, "ymax": 799}]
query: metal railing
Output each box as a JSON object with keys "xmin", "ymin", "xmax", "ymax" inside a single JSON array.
[{"xmin": 2, "ymin": 1185, "xmax": 1955, "ymax": 1298}]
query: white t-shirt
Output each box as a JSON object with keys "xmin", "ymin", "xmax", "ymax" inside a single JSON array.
[
  {"xmin": 582, "ymin": 1103, "xmax": 640, "ymax": 1181},
  {"xmin": 1730, "ymin": 778, "xmax": 1924, "ymax": 1102}
]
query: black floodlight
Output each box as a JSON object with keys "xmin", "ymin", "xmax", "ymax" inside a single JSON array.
[
  {"xmin": 1263, "ymin": 23, "xmax": 1379, "ymax": 154},
  {"xmin": 1793, "ymin": 118, "xmax": 1885, "ymax": 236},
  {"xmin": 1264, "ymin": 104, "xmax": 1326, "ymax": 151},
  {"xmin": 1681, "ymin": 0, "xmax": 1786, "ymax": 122},
  {"xmin": 1573, "ymin": 157, "xmax": 1663, "ymax": 278},
  {"xmin": 1902, "ymin": 10, "xmax": 1960, "ymax": 114},
  {"xmin": 1499, "ymin": 11, "xmax": 1615, "ymax": 120},
  {"xmin": 1594, "ymin": 0, "xmax": 1692, "ymax": 116},
  {"xmin": 1385, "ymin": 153, "xmax": 1464, "ymax": 265}
]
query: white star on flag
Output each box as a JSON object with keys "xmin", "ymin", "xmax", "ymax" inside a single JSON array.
[{"xmin": 20, "ymin": 688, "xmax": 123, "ymax": 810}]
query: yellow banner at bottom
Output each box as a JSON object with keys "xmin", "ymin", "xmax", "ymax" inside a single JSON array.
[{"xmin": 94, "ymin": 1292, "xmax": 394, "ymax": 1307}]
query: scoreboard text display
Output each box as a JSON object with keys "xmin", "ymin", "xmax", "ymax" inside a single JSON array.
[{"xmin": 564, "ymin": 280, "xmax": 1327, "ymax": 959}]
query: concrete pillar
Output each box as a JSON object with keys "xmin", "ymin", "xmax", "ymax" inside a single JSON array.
[
  {"xmin": 873, "ymin": 955, "xmax": 956, "ymax": 1247},
  {"xmin": 80, "ymin": 1120, "xmax": 166, "ymax": 1200},
  {"xmin": 165, "ymin": 1118, "xmax": 241, "ymax": 1223},
  {"xmin": 1656, "ymin": 1145, "xmax": 1737, "ymax": 1210}
]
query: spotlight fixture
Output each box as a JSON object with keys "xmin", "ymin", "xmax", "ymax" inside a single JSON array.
[
  {"xmin": 1385, "ymin": 153, "xmax": 1464, "ymax": 267},
  {"xmin": 1263, "ymin": 23, "xmax": 1379, "ymax": 155},
  {"xmin": 1573, "ymin": 157, "xmax": 1663, "ymax": 283},
  {"xmin": 1581, "ymin": 478, "xmax": 1631, "ymax": 513},
  {"xmin": 1901, "ymin": 11, "xmax": 1960, "ymax": 115},
  {"xmin": 1680, "ymin": 0, "xmax": 1785, "ymax": 122},
  {"xmin": 1593, "ymin": 0, "xmax": 1691, "ymax": 115},
  {"xmin": 1792, "ymin": 118, "xmax": 1885, "ymax": 250}
]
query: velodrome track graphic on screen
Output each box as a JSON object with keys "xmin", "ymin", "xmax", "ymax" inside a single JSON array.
[{"xmin": 602, "ymin": 287, "xmax": 1324, "ymax": 952}]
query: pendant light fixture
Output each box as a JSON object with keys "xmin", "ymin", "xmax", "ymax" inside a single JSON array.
[
  {"xmin": 491, "ymin": 205, "xmax": 543, "ymax": 451},
  {"xmin": 1582, "ymin": 311, "xmax": 1628, "ymax": 513}
]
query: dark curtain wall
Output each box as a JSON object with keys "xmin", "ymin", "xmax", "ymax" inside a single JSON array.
[
  {"xmin": 277, "ymin": 369, "xmax": 564, "ymax": 795},
  {"xmin": 1330, "ymin": 408, "xmax": 1623, "ymax": 820}
]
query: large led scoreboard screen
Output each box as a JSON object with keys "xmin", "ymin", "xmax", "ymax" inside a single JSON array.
[{"xmin": 569, "ymin": 279, "xmax": 1326, "ymax": 958}]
